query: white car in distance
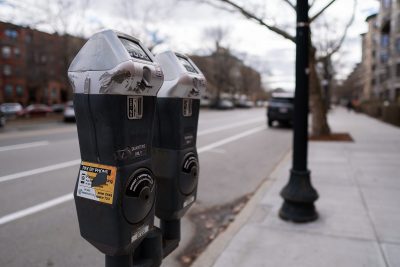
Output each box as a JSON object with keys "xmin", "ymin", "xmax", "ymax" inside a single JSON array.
[{"xmin": 63, "ymin": 101, "xmax": 75, "ymax": 122}]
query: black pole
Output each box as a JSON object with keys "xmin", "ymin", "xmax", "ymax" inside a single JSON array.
[
  {"xmin": 105, "ymin": 255, "xmax": 132, "ymax": 267},
  {"xmin": 160, "ymin": 219, "xmax": 181, "ymax": 257},
  {"xmin": 279, "ymin": 0, "xmax": 319, "ymax": 222}
]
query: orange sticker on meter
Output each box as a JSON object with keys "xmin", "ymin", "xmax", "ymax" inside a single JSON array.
[{"xmin": 76, "ymin": 161, "xmax": 117, "ymax": 204}]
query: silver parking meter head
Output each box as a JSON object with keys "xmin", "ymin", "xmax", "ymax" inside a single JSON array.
[
  {"xmin": 152, "ymin": 51, "xmax": 206, "ymax": 221},
  {"xmin": 68, "ymin": 30, "xmax": 163, "ymax": 96},
  {"xmin": 68, "ymin": 30, "xmax": 164, "ymax": 256},
  {"xmin": 155, "ymin": 51, "xmax": 206, "ymax": 99}
]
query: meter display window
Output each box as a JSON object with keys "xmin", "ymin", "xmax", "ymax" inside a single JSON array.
[
  {"xmin": 119, "ymin": 38, "xmax": 152, "ymax": 62},
  {"xmin": 177, "ymin": 56, "xmax": 198, "ymax": 74}
]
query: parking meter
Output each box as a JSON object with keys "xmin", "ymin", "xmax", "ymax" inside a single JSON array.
[
  {"xmin": 152, "ymin": 51, "xmax": 206, "ymax": 238},
  {"xmin": 68, "ymin": 30, "xmax": 163, "ymax": 256}
]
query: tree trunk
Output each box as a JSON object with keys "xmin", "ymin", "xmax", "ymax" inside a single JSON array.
[{"xmin": 309, "ymin": 46, "xmax": 331, "ymax": 136}]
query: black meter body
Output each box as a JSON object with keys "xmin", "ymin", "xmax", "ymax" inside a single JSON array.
[
  {"xmin": 153, "ymin": 51, "xmax": 206, "ymax": 220},
  {"xmin": 68, "ymin": 30, "xmax": 163, "ymax": 256}
]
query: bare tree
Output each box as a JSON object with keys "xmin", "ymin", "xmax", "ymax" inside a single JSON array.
[
  {"xmin": 202, "ymin": 26, "xmax": 236, "ymax": 100},
  {"xmin": 204, "ymin": 26, "xmax": 231, "ymax": 50},
  {"xmin": 198, "ymin": 0, "xmax": 357, "ymax": 136},
  {"xmin": 4, "ymin": 0, "xmax": 91, "ymax": 36},
  {"xmin": 118, "ymin": 0, "xmax": 172, "ymax": 49},
  {"xmin": 193, "ymin": 25, "xmax": 264, "ymax": 101}
]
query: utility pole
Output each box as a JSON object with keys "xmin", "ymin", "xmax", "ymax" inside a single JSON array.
[{"xmin": 279, "ymin": 0, "xmax": 319, "ymax": 222}]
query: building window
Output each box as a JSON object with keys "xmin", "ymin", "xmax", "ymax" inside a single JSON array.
[
  {"xmin": 381, "ymin": 34, "xmax": 390, "ymax": 48},
  {"xmin": 384, "ymin": 90, "xmax": 390, "ymax": 100},
  {"xmin": 25, "ymin": 35, "xmax": 31, "ymax": 43},
  {"xmin": 14, "ymin": 47, "xmax": 20, "ymax": 57},
  {"xmin": 4, "ymin": 29, "xmax": 18, "ymax": 39},
  {"xmin": 3, "ymin": 65, "xmax": 12, "ymax": 76},
  {"xmin": 380, "ymin": 73, "xmax": 386, "ymax": 82},
  {"xmin": 16, "ymin": 86, "xmax": 24, "ymax": 96},
  {"xmin": 40, "ymin": 55, "xmax": 47, "ymax": 63},
  {"xmin": 380, "ymin": 51, "xmax": 389, "ymax": 63},
  {"xmin": 51, "ymin": 88, "xmax": 57, "ymax": 99},
  {"xmin": 4, "ymin": 85, "xmax": 13, "ymax": 96},
  {"xmin": 383, "ymin": 0, "xmax": 391, "ymax": 8},
  {"xmin": 2, "ymin": 46, "xmax": 11, "ymax": 58}
]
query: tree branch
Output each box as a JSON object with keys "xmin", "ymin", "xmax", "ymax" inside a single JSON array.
[
  {"xmin": 282, "ymin": 0, "xmax": 296, "ymax": 11},
  {"xmin": 215, "ymin": 0, "xmax": 296, "ymax": 43},
  {"xmin": 310, "ymin": 0, "xmax": 336, "ymax": 23},
  {"xmin": 318, "ymin": 0, "xmax": 357, "ymax": 60},
  {"xmin": 186, "ymin": 0, "xmax": 237, "ymax": 13}
]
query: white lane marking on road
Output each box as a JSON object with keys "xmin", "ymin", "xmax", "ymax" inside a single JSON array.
[
  {"xmin": 0, "ymin": 125, "xmax": 266, "ymax": 225},
  {"xmin": 0, "ymin": 126, "xmax": 77, "ymax": 141},
  {"xmin": 0, "ymin": 193, "xmax": 73, "ymax": 226},
  {"xmin": 197, "ymin": 118, "xmax": 264, "ymax": 136},
  {"xmin": 198, "ymin": 126, "xmax": 266, "ymax": 154},
  {"xmin": 0, "ymin": 141, "xmax": 49, "ymax": 152},
  {"xmin": 0, "ymin": 121, "xmax": 265, "ymax": 184},
  {"xmin": 0, "ymin": 159, "xmax": 81, "ymax": 183}
]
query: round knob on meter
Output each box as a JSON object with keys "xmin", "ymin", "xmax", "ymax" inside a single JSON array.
[
  {"xmin": 138, "ymin": 186, "xmax": 151, "ymax": 201},
  {"xmin": 123, "ymin": 168, "xmax": 155, "ymax": 224},
  {"xmin": 179, "ymin": 153, "xmax": 199, "ymax": 195}
]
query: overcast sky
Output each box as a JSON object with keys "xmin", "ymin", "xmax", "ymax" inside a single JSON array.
[{"xmin": 0, "ymin": 0, "xmax": 379, "ymax": 90}]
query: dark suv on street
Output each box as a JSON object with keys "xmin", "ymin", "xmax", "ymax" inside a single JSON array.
[
  {"xmin": 267, "ymin": 92, "xmax": 294, "ymax": 127},
  {"xmin": 0, "ymin": 110, "xmax": 6, "ymax": 127}
]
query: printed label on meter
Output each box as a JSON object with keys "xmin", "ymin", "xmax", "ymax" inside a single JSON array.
[
  {"xmin": 127, "ymin": 96, "xmax": 143, "ymax": 119},
  {"xmin": 76, "ymin": 161, "xmax": 117, "ymax": 204}
]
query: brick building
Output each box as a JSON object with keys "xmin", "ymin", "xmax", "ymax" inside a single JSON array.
[
  {"xmin": 358, "ymin": 0, "xmax": 400, "ymax": 103},
  {"xmin": 190, "ymin": 47, "xmax": 263, "ymax": 101},
  {"xmin": 0, "ymin": 21, "xmax": 85, "ymax": 106}
]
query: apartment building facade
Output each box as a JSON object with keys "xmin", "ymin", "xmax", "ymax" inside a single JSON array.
[
  {"xmin": 0, "ymin": 21, "xmax": 85, "ymax": 105},
  {"xmin": 362, "ymin": 0, "xmax": 400, "ymax": 103},
  {"xmin": 361, "ymin": 14, "xmax": 378, "ymax": 101}
]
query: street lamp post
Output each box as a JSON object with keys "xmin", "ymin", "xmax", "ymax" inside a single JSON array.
[{"xmin": 279, "ymin": 0, "xmax": 319, "ymax": 222}]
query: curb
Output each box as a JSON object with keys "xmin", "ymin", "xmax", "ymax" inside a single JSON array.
[{"xmin": 190, "ymin": 151, "xmax": 291, "ymax": 267}]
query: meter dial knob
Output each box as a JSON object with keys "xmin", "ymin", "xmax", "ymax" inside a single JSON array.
[{"xmin": 123, "ymin": 168, "xmax": 155, "ymax": 224}]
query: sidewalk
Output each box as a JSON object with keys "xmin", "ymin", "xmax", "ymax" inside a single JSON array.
[{"xmin": 192, "ymin": 108, "xmax": 400, "ymax": 267}]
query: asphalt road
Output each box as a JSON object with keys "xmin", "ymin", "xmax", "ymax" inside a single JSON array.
[{"xmin": 0, "ymin": 108, "xmax": 292, "ymax": 267}]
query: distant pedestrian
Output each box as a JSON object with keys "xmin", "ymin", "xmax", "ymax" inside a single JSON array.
[{"xmin": 346, "ymin": 100, "xmax": 353, "ymax": 112}]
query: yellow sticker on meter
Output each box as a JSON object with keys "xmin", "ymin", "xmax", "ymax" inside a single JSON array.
[{"xmin": 76, "ymin": 161, "xmax": 117, "ymax": 204}]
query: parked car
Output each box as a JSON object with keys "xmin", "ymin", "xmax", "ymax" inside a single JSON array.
[
  {"xmin": 210, "ymin": 99, "xmax": 234, "ymax": 110},
  {"xmin": 200, "ymin": 97, "xmax": 211, "ymax": 108},
  {"xmin": 256, "ymin": 100, "xmax": 268, "ymax": 107},
  {"xmin": 63, "ymin": 101, "xmax": 75, "ymax": 122},
  {"xmin": 52, "ymin": 103, "xmax": 66, "ymax": 113},
  {"xmin": 0, "ymin": 102, "xmax": 23, "ymax": 117},
  {"xmin": 235, "ymin": 99, "xmax": 254, "ymax": 108},
  {"xmin": 23, "ymin": 104, "xmax": 52, "ymax": 117},
  {"xmin": 267, "ymin": 92, "xmax": 294, "ymax": 127},
  {"xmin": 0, "ymin": 110, "xmax": 6, "ymax": 127}
]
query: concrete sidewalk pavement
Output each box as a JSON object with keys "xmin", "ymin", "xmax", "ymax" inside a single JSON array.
[{"xmin": 192, "ymin": 108, "xmax": 400, "ymax": 267}]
